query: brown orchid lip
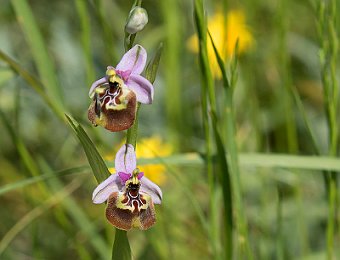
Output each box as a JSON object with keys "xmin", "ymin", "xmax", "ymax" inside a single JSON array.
[
  {"xmin": 105, "ymin": 192, "xmax": 156, "ymax": 231},
  {"xmin": 88, "ymin": 87, "xmax": 137, "ymax": 132}
]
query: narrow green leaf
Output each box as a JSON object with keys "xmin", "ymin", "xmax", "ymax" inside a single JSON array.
[
  {"xmin": 208, "ymin": 31, "xmax": 230, "ymax": 89},
  {"xmin": 209, "ymin": 27, "xmax": 252, "ymax": 259},
  {"xmin": 65, "ymin": 114, "xmax": 110, "ymax": 183},
  {"xmin": 108, "ymin": 153, "xmax": 340, "ymax": 172},
  {"xmin": 92, "ymin": 0, "xmax": 118, "ymax": 63},
  {"xmin": 0, "ymin": 50, "xmax": 64, "ymax": 120},
  {"xmin": 194, "ymin": 0, "xmax": 233, "ymax": 258},
  {"xmin": 0, "ymin": 110, "xmax": 40, "ymax": 177},
  {"xmin": 0, "ymin": 179, "xmax": 82, "ymax": 257},
  {"xmin": 1, "ymin": 112, "xmax": 109, "ymax": 259},
  {"xmin": 75, "ymin": 0, "xmax": 95, "ymax": 87},
  {"xmin": 112, "ymin": 229, "xmax": 131, "ymax": 260},
  {"xmin": 11, "ymin": 0, "xmax": 64, "ymax": 106},
  {"xmin": 0, "ymin": 166, "xmax": 89, "ymax": 196},
  {"xmin": 145, "ymin": 43, "xmax": 163, "ymax": 84}
]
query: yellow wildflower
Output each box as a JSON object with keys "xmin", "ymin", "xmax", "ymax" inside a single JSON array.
[
  {"xmin": 188, "ymin": 9, "xmax": 254, "ymax": 78},
  {"xmin": 136, "ymin": 136, "xmax": 173, "ymax": 185},
  {"xmin": 107, "ymin": 136, "xmax": 173, "ymax": 185}
]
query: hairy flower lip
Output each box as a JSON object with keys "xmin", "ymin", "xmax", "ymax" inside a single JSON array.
[{"xmin": 87, "ymin": 88, "xmax": 136, "ymax": 132}]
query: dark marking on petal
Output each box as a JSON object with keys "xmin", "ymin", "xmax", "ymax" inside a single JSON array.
[
  {"xmin": 94, "ymin": 93, "xmax": 101, "ymax": 118},
  {"xmin": 87, "ymin": 90, "xmax": 137, "ymax": 132}
]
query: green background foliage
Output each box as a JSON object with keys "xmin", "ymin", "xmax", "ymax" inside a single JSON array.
[{"xmin": 0, "ymin": 0, "xmax": 340, "ymax": 259}]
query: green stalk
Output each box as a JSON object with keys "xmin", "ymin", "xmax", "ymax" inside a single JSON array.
[
  {"xmin": 194, "ymin": 1, "xmax": 233, "ymax": 259},
  {"xmin": 11, "ymin": 0, "xmax": 64, "ymax": 110},
  {"xmin": 112, "ymin": 2, "xmax": 145, "ymax": 257},
  {"xmin": 161, "ymin": 0, "xmax": 183, "ymax": 149},
  {"xmin": 75, "ymin": 0, "xmax": 95, "ymax": 87},
  {"xmin": 276, "ymin": 188, "xmax": 284, "ymax": 260},
  {"xmin": 113, "ymin": 10, "xmax": 162, "ymax": 258},
  {"xmin": 317, "ymin": 0, "xmax": 339, "ymax": 258},
  {"xmin": 277, "ymin": 0, "xmax": 298, "ymax": 154},
  {"xmin": 208, "ymin": 30, "xmax": 253, "ymax": 259}
]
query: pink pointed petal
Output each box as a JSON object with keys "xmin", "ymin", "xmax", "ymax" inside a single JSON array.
[
  {"xmin": 116, "ymin": 45, "xmax": 147, "ymax": 75},
  {"xmin": 124, "ymin": 144, "xmax": 137, "ymax": 173},
  {"xmin": 137, "ymin": 172, "xmax": 144, "ymax": 180},
  {"xmin": 118, "ymin": 172, "xmax": 131, "ymax": 183},
  {"xmin": 140, "ymin": 176, "xmax": 162, "ymax": 205},
  {"xmin": 92, "ymin": 174, "xmax": 122, "ymax": 204},
  {"xmin": 126, "ymin": 74, "xmax": 154, "ymax": 104},
  {"xmin": 115, "ymin": 144, "xmax": 136, "ymax": 174},
  {"xmin": 89, "ymin": 77, "xmax": 107, "ymax": 97}
]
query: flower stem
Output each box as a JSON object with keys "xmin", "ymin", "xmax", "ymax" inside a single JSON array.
[
  {"xmin": 126, "ymin": 104, "xmax": 141, "ymax": 148},
  {"xmin": 112, "ymin": 2, "xmax": 143, "ymax": 258}
]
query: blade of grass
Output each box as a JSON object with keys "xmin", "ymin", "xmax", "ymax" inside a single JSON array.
[
  {"xmin": 0, "ymin": 50, "xmax": 64, "ymax": 120},
  {"xmin": 65, "ymin": 115, "xmax": 125, "ymax": 259},
  {"xmin": 0, "ymin": 178, "xmax": 82, "ymax": 256},
  {"xmin": 161, "ymin": 0, "xmax": 184, "ymax": 149},
  {"xmin": 128, "ymin": 153, "xmax": 340, "ymax": 172},
  {"xmin": 208, "ymin": 30, "xmax": 252, "ymax": 259},
  {"xmin": 193, "ymin": 2, "xmax": 220, "ymax": 259},
  {"xmin": 92, "ymin": 0, "xmax": 118, "ymax": 63},
  {"xmin": 0, "ymin": 110, "xmax": 40, "ymax": 177},
  {"xmin": 194, "ymin": 1, "xmax": 233, "ymax": 259},
  {"xmin": 1, "ymin": 110, "xmax": 109, "ymax": 259},
  {"xmin": 317, "ymin": 1, "xmax": 339, "ymax": 257},
  {"xmin": 11, "ymin": 0, "xmax": 64, "ymax": 107},
  {"xmin": 38, "ymin": 158, "xmax": 110, "ymax": 260},
  {"xmin": 75, "ymin": 0, "xmax": 95, "ymax": 87},
  {"xmin": 145, "ymin": 43, "xmax": 163, "ymax": 84},
  {"xmin": 0, "ymin": 166, "xmax": 89, "ymax": 196},
  {"xmin": 66, "ymin": 114, "xmax": 110, "ymax": 183}
]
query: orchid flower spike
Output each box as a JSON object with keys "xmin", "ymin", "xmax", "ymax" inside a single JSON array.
[
  {"xmin": 88, "ymin": 45, "xmax": 154, "ymax": 132},
  {"xmin": 92, "ymin": 144, "xmax": 162, "ymax": 230}
]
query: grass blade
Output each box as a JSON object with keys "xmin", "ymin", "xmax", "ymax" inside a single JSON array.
[
  {"xmin": 208, "ymin": 25, "xmax": 253, "ymax": 259},
  {"xmin": 145, "ymin": 42, "xmax": 163, "ymax": 84},
  {"xmin": 0, "ymin": 179, "xmax": 81, "ymax": 257},
  {"xmin": 66, "ymin": 114, "xmax": 130, "ymax": 259},
  {"xmin": 0, "ymin": 50, "xmax": 64, "ymax": 120},
  {"xmin": 11, "ymin": 0, "xmax": 64, "ymax": 106},
  {"xmin": 0, "ymin": 166, "xmax": 89, "ymax": 196},
  {"xmin": 194, "ymin": 0, "xmax": 233, "ymax": 258},
  {"xmin": 75, "ymin": 0, "xmax": 95, "ymax": 87},
  {"xmin": 66, "ymin": 114, "xmax": 110, "ymax": 183}
]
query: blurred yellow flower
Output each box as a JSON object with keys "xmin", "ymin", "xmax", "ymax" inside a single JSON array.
[
  {"xmin": 107, "ymin": 136, "xmax": 173, "ymax": 185},
  {"xmin": 188, "ymin": 9, "xmax": 254, "ymax": 78}
]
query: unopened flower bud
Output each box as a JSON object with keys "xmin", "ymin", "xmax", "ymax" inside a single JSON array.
[{"xmin": 125, "ymin": 7, "xmax": 148, "ymax": 34}]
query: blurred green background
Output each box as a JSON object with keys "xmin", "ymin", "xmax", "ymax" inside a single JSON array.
[{"xmin": 1, "ymin": 0, "xmax": 340, "ymax": 259}]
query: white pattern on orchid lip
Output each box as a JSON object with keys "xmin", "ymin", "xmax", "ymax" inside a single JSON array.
[{"xmin": 88, "ymin": 45, "xmax": 154, "ymax": 104}]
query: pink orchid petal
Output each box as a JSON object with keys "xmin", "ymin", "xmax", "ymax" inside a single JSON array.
[
  {"xmin": 118, "ymin": 172, "xmax": 131, "ymax": 183},
  {"xmin": 126, "ymin": 74, "xmax": 154, "ymax": 104},
  {"xmin": 115, "ymin": 144, "xmax": 136, "ymax": 174},
  {"xmin": 92, "ymin": 174, "xmax": 122, "ymax": 204},
  {"xmin": 137, "ymin": 172, "xmax": 144, "ymax": 180},
  {"xmin": 89, "ymin": 77, "xmax": 107, "ymax": 97},
  {"xmin": 116, "ymin": 45, "xmax": 147, "ymax": 75},
  {"xmin": 140, "ymin": 176, "xmax": 162, "ymax": 205}
]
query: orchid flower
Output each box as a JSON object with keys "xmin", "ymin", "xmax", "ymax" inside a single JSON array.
[
  {"xmin": 92, "ymin": 144, "xmax": 162, "ymax": 230},
  {"xmin": 88, "ymin": 45, "xmax": 154, "ymax": 132}
]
